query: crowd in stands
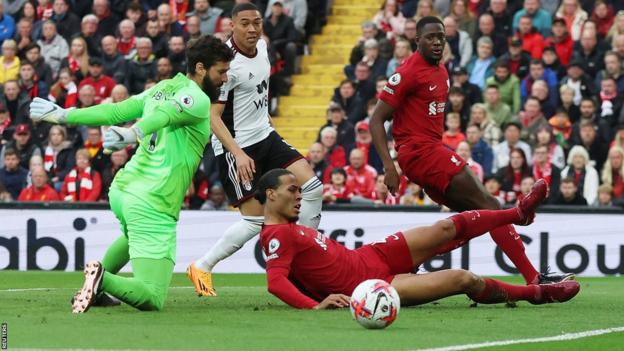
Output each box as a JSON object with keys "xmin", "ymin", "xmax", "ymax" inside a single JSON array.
[
  {"xmin": 310, "ymin": 0, "xmax": 624, "ymax": 208},
  {"xmin": 0, "ymin": 0, "xmax": 327, "ymax": 209}
]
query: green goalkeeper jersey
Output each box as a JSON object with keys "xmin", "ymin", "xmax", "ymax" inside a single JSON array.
[{"xmin": 67, "ymin": 73, "xmax": 211, "ymax": 219}]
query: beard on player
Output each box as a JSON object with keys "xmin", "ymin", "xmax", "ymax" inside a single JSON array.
[{"xmin": 202, "ymin": 74, "xmax": 221, "ymax": 102}]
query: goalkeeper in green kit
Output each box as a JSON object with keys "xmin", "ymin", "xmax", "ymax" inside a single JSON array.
[{"xmin": 29, "ymin": 36, "xmax": 233, "ymax": 313}]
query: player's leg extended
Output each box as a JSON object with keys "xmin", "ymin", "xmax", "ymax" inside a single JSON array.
[
  {"xmin": 444, "ymin": 166, "xmax": 543, "ymax": 284},
  {"xmin": 103, "ymin": 191, "xmax": 131, "ymax": 273},
  {"xmin": 391, "ymin": 270, "xmax": 580, "ymax": 306},
  {"xmin": 286, "ymin": 158, "xmax": 323, "ymax": 229},
  {"xmin": 190, "ymin": 198, "xmax": 264, "ymax": 296}
]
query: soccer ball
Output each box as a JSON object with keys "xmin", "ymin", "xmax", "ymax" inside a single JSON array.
[{"xmin": 350, "ymin": 279, "xmax": 400, "ymax": 329}]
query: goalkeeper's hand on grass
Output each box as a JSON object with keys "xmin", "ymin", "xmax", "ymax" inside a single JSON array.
[
  {"xmin": 29, "ymin": 97, "xmax": 69, "ymax": 124},
  {"xmin": 103, "ymin": 126, "xmax": 144, "ymax": 154}
]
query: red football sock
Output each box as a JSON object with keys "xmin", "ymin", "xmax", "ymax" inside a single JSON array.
[
  {"xmin": 490, "ymin": 225, "xmax": 540, "ymax": 284},
  {"xmin": 469, "ymin": 278, "xmax": 538, "ymax": 304},
  {"xmin": 450, "ymin": 208, "xmax": 521, "ymax": 241}
]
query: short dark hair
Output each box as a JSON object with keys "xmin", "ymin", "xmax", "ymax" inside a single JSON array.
[
  {"xmin": 254, "ymin": 169, "xmax": 293, "ymax": 205},
  {"xmin": 486, "ymin": 84, "xmax": 499, "ymax": 91},
  {"xmin": 561, "ymin": 177, "xmax": 576, "ymax": 185},
  {"xmin": 449, "ymin": 86, "xmax": 464, "ymax": 95},
  {"xmin": 232, "ymin": 3, "xmax": 260, "ymax": 17},
  {"xmin": 339, "ymin": 79, "xmax": 355, "ymax": 88},
  {"xmin": 330, "ymin": 167, "xmax": 347, "ymax": 178},
  {"xmin": 23, "ymin": 42, "xmax": 40, "ymax": 53},
  {"xmin": 3, "ymin": 148, "xmax": 18, "ymax": 159},
  {"xmin": 494, "ymin": 59, "xmax": 509, "ymax": 70},
  {"xmin": 580, "ymin": 97, "xmax": 596, "ymax": 106},
  {"xmin": 530, "ymin": 59, "xmax": 544, "ymax": 67},
  {"xmin": 186, "ymin": 35, "xmax": 234, "ymax": 75},
  {"xmin": 416, "ymin": 16, "xmax": 444, "ymax": 35}
]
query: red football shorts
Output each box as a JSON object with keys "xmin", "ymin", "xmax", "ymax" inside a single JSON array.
[
  {"xmin": 356, "ymin": 232, "xmax": 414, "ymax": 284},
  {"xmin": 396, "ymin": 143, "xmax": 467, "ymax": 205}
]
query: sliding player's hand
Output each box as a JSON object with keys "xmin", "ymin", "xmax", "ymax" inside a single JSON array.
[
  {"xmin": 313, "ymin": 294, "xmax": 351, "ymax": 310},
  {"xmin": 234, "ymin": 151, "xmax": 256, "ymax": 188},
  {"xmin": 29, "ymin": 97, "xmax": 69, "ymax": 124},
  {"xmin": 384, "ymin": 167, "xmax": 400, "ymax": 196}
]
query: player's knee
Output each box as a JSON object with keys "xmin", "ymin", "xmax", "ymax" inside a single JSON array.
[{"xmin": 455, "ymin": 270, "xmax": 480, "ymax": 292}]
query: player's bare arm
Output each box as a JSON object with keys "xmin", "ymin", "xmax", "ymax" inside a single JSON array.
[{"xmin": 370, "ymin": 99, "xmax": 399, "ymax": 194}]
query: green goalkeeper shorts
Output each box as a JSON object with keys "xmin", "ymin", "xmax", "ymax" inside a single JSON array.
[{"xmin": 109, "ymin": 188, "xmax": 177, "ymax": 262}]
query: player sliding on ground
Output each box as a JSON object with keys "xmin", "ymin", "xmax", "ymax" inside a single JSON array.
[
  {"xmin": 255, "ymin": 169, "xmax": 580, "ymax": 309},
  {"xmin": 29, "ymin": 35, "xmax": 234, "ymax": 313}
]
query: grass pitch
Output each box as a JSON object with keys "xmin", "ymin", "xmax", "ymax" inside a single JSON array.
[{"xmin": 1, "ymin": 272, "xmax": 623, "ymax": 351}]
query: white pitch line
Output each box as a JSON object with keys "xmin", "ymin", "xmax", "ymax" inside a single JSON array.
[{"xmin": 413, "ymin": 326, "xmax": 624, "ymax": 351}]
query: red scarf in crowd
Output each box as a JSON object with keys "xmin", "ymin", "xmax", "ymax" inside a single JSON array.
[
  {"xmin": 169, "ymin": 0, "xmax": 189, "ymax": 25},
  {"xmin": 533, "ymin": 161, "xmax": 553, "ymax": 186},
  {"xmin": 44, "ymin": 145, "xmax": 56, "ymax": 172},
  {"xmin": 64, "ymin": 167, "xmax": 94, "ymax": 201},
  {"xmin": 68, "ymin": 55, "xmax": 80, "ymax": 74},
  {"xmin": 85, "ymin": 141, "xmax": 103, "ymax": 158},
  {"xmin": 37, "ymin": 4, "xmax": 53, "ymax": 20},
  {"xmin": 117, "ymin": 36, "xmax": 136, "ymax": 55}
]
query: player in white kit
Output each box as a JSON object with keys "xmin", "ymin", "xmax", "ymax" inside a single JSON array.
[{"xmin": 187, "ymin": 3, "xmax": 323, "ymax": 296}]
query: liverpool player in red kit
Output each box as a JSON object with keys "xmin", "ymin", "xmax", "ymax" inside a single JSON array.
[
  {"xmin": 256, "ymin": 169, "xmax": 579, "ymax": 309},
  {"xmin": 370, "ymin": 16, "xmax": 572, "ymax": 285}
]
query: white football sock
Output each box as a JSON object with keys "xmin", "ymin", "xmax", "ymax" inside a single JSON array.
[
  {"xmin": 195, "ymin": 215, "xmax": 264, "ymax": 272},
  {"xmin": 298, "ymin": 176, "xmax": 323, "ymax": 229}
]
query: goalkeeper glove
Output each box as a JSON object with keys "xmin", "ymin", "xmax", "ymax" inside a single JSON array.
[
  {"xmin": 103, "ymin": 126, "xmax": 144, "ymax": 153},
  {"xmin": 29, "ymin": 97, "xmax": 69, "ymax": 124}
]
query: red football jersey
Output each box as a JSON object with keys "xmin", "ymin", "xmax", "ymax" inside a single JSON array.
[
  {"xmin": 379, "ymin": 51, "xmax": 450, "ymax": 149},
  {"xmin": 261, "ymin": 223, "xmax": 371, "ymax": 305}
]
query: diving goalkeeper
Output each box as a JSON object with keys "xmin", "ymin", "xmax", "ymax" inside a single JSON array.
[{"xmin": 29, "ymin": 35, "xmax": 234, "ymax": 313}]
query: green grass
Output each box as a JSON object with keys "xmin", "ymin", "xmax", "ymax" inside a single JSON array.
[{"xmin": 1, "ymin": 272, "xmax": 623, "ymax": 351}]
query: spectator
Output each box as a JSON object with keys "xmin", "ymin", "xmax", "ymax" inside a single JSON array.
[
  {"xmin": 401, "ymin": 18, "xmax": 418, "ymax": 51},
  {"xmin": 145, "ymin": 19, "xmax": 168, "ymax": 58},
  {"xmin": 352, "ymin": 62, "xmax": 376, "ymax": 104},
  {"xmin": 370, "ymin": 173, "xmax": 398, "ymax": 205},
  {"xmin": 484, "ymin": 84, "xmax": 513, "ymax": 128},
  {"xmin": 0, "ymin": 102, "xmax": 9, "ymax": 140},
  {"xmin": 264, "ymin": 0, "xmax": 307, "ymax": 36},
  {"xmin": 517, "ymin": 176, "xmax": 536, "ymax": 202},
  {"xmin": 550, "ymin": 177, "xmax": 588, "ymax": 205},
  {"xmin": 78, "ymin": 57, "xmax": 115, "ymax": 105},
  {"xmin": 450, "ymin": 0, "xmax": 476, "ymax": 39},
  {"xmin": 36, "ymin": 20, "xmax": 67, "ymax": 76},
  {"xmin": 557, "ymin": 85, "xmax": 580, "ymax": 124},
  {"xmin": 486, "ymin": 0, "xmax": 512, "ymax": 35},
  {"xmin": 385, "ymin": 38, "xmax": 411, "ymax": 77},
  {"xmin": 83, "ymin": 126, "xmax": 110, "ymax": 174},
  {"xmin": 23, "ymin": 43, "xmax": 53, "ymax": 87},
  {"xmin": 18, "ymin": 61, "xmax": 47, "ymax": 99},
  {"xmin": 495, "ymin": 147, "xmax": 531, "ymax": 203},
  {"xmin": 561, "ymin": 145, "xmax": 599, "ymax": 204},
  {"xmin": 544, "ymin": 18, "xmax": 574, "ymax": 66},
  {"xmin": 412, "ymin": 0, "xmax": 439, "ymax": 23},
  {"xmin": 485, "ymin": 60, "xmax": 521, "ymax": 114},
  {"xmin": 125, "ymin": 37, "xmax": 156, "ymax": 95},
  {"xmin": 470, "ymin": 103, "xmax": 502, "ymax": 147},
  {"xmin": 102, "ymin": 84, "xmax": 129, "ymax": 104},
  {"xmin": 0, "ymin": 123, "xmax": 41, "ymax": 169},
  {"xmin": 155, "ymin": 57, "xmax": 173, "ymax": 82},
  {"xmin": 307, "ymin": 142, "xmax": 331, "ymax": 184},
  {"xmin": 532, "ymin": 143, "xmax": 561, "ymax": 201},
  {"xmin": 115, "ymin": 19, "xmax": 137, "ymax": 59},
  {"xmin": 167, "ymin": 36, "xmax": 186, "ymax": 76},
  {"xmin": 534, "ymin": 125, "xmax": 566, "ymax": 169},
  {"xmin": 601, "ymin": 146, "xmax": 624, "ymax": 202},
  {"xmin": 484, "ymin": 175, "xmax": 506, "ymax": 205},
  {"xmin": 0, "ymin": 2, "xmax": 15, "ymax": 45},
  {"xmin": 344, "ymin": 148, "xmax": 377, "ymax": 199},
  {"xmin": 595, "ymin": 51, "xmax": 624, "ymax": 95},
  {"xmin": 561, "ymin": 59, "xmax": 596, "ymax": 105},
  {"xmin": 594, "ymin": 184, "xmax": 614, "ymax": 207},
  {"xmin": 456, "ymin": 140, "xmax": 484, "ymax": 182},
  {"xmin": 372, "ymin": 0, "xmax": 405, "ymax": 39},
  {"xmin": 75, "ymin": 14, "xmax": 101, "ymax": 58},
  {"xmin": 571, "ymin": 28, "xmax": 604, "ymax": 78},
  {"xmin": 157, "ymin": 3, "xmax": 184, "ymax": 36},
  {"xmin": 445, "ymin": 86, "xmax": 470, "ymax": 129},
  {"xmin": 215, "ymin": 17, "xmax": 233, "ymax": 40},
  {"xmin": 493, "ymin": 122, "xmax": 533, "ymax": 173},
  {"xmin": 541, "ymin": 46, "xmax": 566, "ymax": 81},
  {"xmin": 199, "ymin": 184, "xmax": 228, "ymax": 210},
  {"xmin": 555, "ymin": 0, "xmax": 588, "ymax": 41},
  {"xmin": 442, "ymin": 112, "xmax": 465, "ymax": 150},
  {"xmin": 576, "ymin": 121, "xmax": 610, "ymax": 172},
  {"xmin": 474, "ymin": 13, "xmax": 507, "ymax": 57},
  {"xmin": 36, "ymin": 0, "xmax": 53, "ymax": 21},
  {"xmin": 400, "ymin": 182, "xmax": 433, "ymax": 205},
  {"xmin": 346, "ymin": 38, "xmax": 387, "ymax": 84},
  {"xmin": 519, "ymin": 95, "xmax": 549, "ymax": 143},
  {"xmin": 466, "ymin": 123, "xmax": 493, "ymax": 177},
  {"xmin": 100, "ymin": 148, "xmax": 128, "ymax": 201},
  {"xmin": 318, "ymin": 104, "xmax": 354, "ymax": 149},
  {"xmin": 450, "ymin": 66, "xmax": 481, "ymax": 107},
  {"xmin": 264, "ymin": 1, "xmax": 298, "ymax": 78},
  {"xmin": 520, "ymin": 60, "xmax": 558, "ymax": 105},
  {"xmin": 512, "ymin": 0, "xmax": 552, "ymax": 37},
  {"xmin": 187, "ymin": 0, "xmax": 222, "ymax": 35},
  {"xmin": 322, "ymin": 167, "xmax": 353, "ymax": 204},
  {"xmin": 515, "ymin": 15, "xmax": 544, "ymax": 60},
  {"xmin": 332, "ymin": 79, "xmax": 364, "ymax": 124},
  {"xmin": 48, "ymin": 68, "xmax": 77, "ymax": 108},
  {"xmin": 0, "ymin": 39, "xmax": 18, "ymax": 83},
  {"xmin": 499, "ymin": 37, "xmax": 531, "ymax": 79},
  {"xmin": 353, "ymin": 120, "xmax": 383, "ymax": 173},
  {"xmin": 350, "ymin": 22, "xmax": 392, "ymax": 66},
  {"xmin": 14, "ymin": 17, "xmax": 33, "ymax": 56},
  {"xmin": 0, "ymin": 148, "xmax": 26, "ymax": 199},
  {"xmin": 92, "ymin": 0, "xmax": 117, "ymax": 38},
  {"xmin": 100, "ymin": 35, "xmax": 126, "ymax": 84},
  {"xmin": 571, "ymin": 97, "xmax": 610, "ymax": 148},
  {"xmin": 597, "ymin": 77, "xmax": 623, "ymax": 133},
  {"xmin": 185, "ymin": 15, "xmax": 202, "ymax": 41},
  {"xmin": 125, "ymin": 2, "xmax": 146, "ymax": 36},
  {"xmin": 612, "ymin": 34, "xmax": 624, "ymax": 63},
  {"xmin": 1, "ymin": 80, "xmax": 29, "ymax": 125},
  {"xmin": 17, "ymin": 166, "xmax": 59, "ymax": 201},
  {"xmin": 319, "ymin": 126, "xmax": 346, "ymax": 169},
  {"xmin": 43, "ymin": 125, "xmax": 74, "ymax": 182},
  {"xmin": 443, "ymin": 16, "xmax": 472, "ymax": 68},
  {"xmin": 607, "ymin": 8, "xmax": 624, "ymax": 41},
  {"xmin": 59, "ymin": 148, "xmax": 101, "ymax": 202},
  {"xmin": 60, "ymin": 36, "xmax": 89, "ymax": 82},
  {"xmin": 51, "ymin": 0, "xmax": 79, "ymax": 42}
]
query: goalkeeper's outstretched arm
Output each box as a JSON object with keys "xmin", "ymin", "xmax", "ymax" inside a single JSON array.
[{"xmin": 30, "ymin": 97, "xmax": 144, "ymax": 126}]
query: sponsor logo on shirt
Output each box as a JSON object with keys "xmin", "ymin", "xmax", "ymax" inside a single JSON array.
[{"xmin": 427, "ymin": 101, "xmax": 446, "ymax": 116}]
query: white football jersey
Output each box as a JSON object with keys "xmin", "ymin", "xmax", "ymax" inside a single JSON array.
[{"xmin": 211, "ymin": 38, "xmax": 274, "ymax": 155}]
